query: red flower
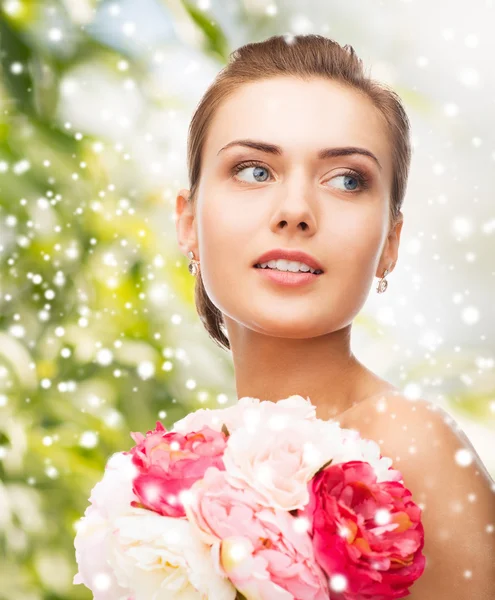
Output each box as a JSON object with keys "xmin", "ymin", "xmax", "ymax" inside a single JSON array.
[
  {"xmin": 126, "ymin": 421, "xmax": 228, "ymax": 518},
  {"xmin": 300, "ymin": 461, "xmax": 426, "ymax": 600}
]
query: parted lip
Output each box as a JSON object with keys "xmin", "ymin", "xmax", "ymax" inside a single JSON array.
[{"xmin": 254, "ymin": 248, "xmax": 324, "ymax": 272}]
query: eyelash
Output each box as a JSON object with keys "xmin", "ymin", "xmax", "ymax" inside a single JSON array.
[{"xmin": 230, "ymin": 160, "xmax": 371, "ymax": 192}]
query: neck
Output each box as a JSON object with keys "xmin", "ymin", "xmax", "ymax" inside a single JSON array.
[{"xmin": 224, "ymin": 319, "xmax": 377, "ymax": 421}]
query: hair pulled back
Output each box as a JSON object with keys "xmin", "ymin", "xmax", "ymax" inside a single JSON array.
[{"xmin": 186, "ymin": 34, "xmax": 412, "ymax": 351}]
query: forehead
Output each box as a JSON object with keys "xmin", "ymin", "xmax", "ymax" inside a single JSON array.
[{"xmin": 204, "ymin": 76, "xmax": 391, "ymax": 171}]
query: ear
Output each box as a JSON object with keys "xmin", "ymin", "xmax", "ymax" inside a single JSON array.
[
  {"xmin": 175, "ymin": 188, "xmax": 198, "ymax": 258},
  {"xmin": 377, "ymin": 211, "xmax": 404, "ymax": 277}
]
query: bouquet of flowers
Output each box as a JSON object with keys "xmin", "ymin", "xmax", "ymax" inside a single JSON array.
[{"xmin": 73, "ymin": 395, "xmax": 426, "ymax": 600}]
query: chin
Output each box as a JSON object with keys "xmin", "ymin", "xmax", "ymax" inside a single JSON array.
[{"xmin": 245, "ymin": 312, "xmax": 330, "ymax": 339}]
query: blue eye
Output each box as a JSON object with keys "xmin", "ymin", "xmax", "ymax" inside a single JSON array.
[
  {"xmin": 231, "ymin": 161, "xmax": 271, "ymax": 183},
  {"xmin": 328, "ymin": 172, "xmax": 365, "ymax": 192},
  {"xmin": 230, "ymin": 161, "xmax": 370, "ymax": 192}
]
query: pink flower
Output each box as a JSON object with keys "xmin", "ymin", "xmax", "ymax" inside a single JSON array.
[
  {"xmin": 222, "ymin": 417, "xmax": 342, "ymax": 511},
  {"xmin": 300, "ymin": 460, "xmax": 426, "ymax": 600},
  {"xmin": 127, "ymin": 421, "xmax": 228, "ymax": 518},
  {"xmin": 184, "ymin": 466, "xmax": 330, "ymax": 600}
]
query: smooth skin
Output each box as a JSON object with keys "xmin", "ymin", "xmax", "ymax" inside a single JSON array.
[
  {"xmin": 176, "ymin": 76, "xmax": 403, "ymax": 421},
  {"xmin": 341, "ymin": 394, "xmax": 495, "ymax": 599},
  {"xmin": 176, "ymin": 76, "xmax": 495, "ymax": 599}
]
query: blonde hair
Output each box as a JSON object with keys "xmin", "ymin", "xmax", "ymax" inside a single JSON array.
[{"xmin": 186, "ymin": 34, "xmax": 412, "ymax": 352}]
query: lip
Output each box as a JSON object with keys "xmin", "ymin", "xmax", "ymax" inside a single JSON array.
[
  {"xmin": 253, "ymin": 248, "xmax": 324, "ymax": 272},
  {"xmin": 254, "ymin": 268, "xmax": 321, "ymax": 287}
]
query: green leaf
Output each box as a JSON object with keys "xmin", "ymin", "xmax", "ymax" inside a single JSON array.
[
  {"xmin": 0, "ymin": 19, "xmax": 35, "ymax": 114},
  {"xmin": 315, "ymin": 457, "xmax": 333, "ymax": 475},
  {"xmin": 179, "ymin": 0, "xmax": 230, "ymax": 62},
  {"xmin": 0, "ymin": 431, "xmax": 10, "ymax": 446}
]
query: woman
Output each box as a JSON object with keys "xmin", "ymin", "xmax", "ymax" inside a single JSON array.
[{"xmin": 175, "ymin": 35, "xmax": 494, "ymax": 599}]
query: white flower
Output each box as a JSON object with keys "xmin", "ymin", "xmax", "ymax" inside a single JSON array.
[
  {"xmin": 109, "ymin": 508, "xmax": 236, "ymax": 600},
  {"xmin": 74, "ymin": 451, "xmax": 138, "ymax": 599},
  {"xmin": 74, "ymin": 452, "xmax": 235, "ymax": 599},
  {"xmin": 227, "ymin": 394, "xmax": 318, "ymax": 434},
  {"xmin": 171, "ymin": 405, "xmax": 229, "ymax": 435},
  {"xmin": 172, "ymin": 394, "xmax": 316, "ymax": 435},
  {"xmin": 330, "ymin": 428, "xmax": 403, "ymax": 483}
]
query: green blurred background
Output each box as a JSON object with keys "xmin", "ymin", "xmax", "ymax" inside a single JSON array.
[{"xmin": 1, "ymin": 0, "xmax": 493, "ymax": 598}]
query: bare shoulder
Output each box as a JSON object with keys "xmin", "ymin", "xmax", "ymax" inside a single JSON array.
[
  {"xmin": 348, "ymin": 391, "xmax": 492, "ymax": 482},
  {"xmin": 343, "ymin": 391, "xmax": 495, "ymax": 599}
]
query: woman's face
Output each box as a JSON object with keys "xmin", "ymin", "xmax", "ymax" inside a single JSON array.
[{"xmin": 177, "ymin": 76, "xmax": 402, "ymax": 339}]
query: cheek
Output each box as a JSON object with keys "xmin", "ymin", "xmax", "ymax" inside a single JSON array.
[
  {"xmin": 198, "ymin": 191, "xmax": 263, "ymax": 258},
  {"xmin": 330, "ymin": 207, "xmax": 385, "ymax": 269},
  {"xmin": 196, "ymin": 195, "xmax": 259, "ymax": 301}
]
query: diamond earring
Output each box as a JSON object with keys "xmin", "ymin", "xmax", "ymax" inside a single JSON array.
[
  {"xmin": 187, "ymin": 250, "xmax": 200, "ymax": 276},
  {"xmin": 376, "ymin": 268, "xmax": 390, "ymax": 293}
]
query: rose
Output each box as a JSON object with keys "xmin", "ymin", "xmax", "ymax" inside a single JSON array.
[
  {"xmin": 128, "ymin": 421, "xmax": 229, "ymax": 518},
  {"xmin": 299, "ymin": 460, "xmax": 426, "ymax": 600},
  {"xmin": 183, "ymin": 466, "xmax": 330, "ymax": 600},
  {"xmin": 222, "ymin": 415, "xmax": 343, "ymax": 511}
]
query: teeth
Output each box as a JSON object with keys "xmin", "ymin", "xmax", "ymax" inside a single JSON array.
[{"xmin": 256, "ymin": 259, "xmax": 321, "ymax": 274}]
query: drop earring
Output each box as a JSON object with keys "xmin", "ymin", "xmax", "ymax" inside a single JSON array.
[
  {"xmin": 187, "ymin": 250, "xmax": 200, "ymax": 276},
  {"xmin": 376, "ymin": 268, "xmax": 389, "ymax": 293}
]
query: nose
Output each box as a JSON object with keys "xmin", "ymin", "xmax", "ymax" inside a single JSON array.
[{"xmin": 268, "ymin": 170, "xmax": 317, "ymax": 234}]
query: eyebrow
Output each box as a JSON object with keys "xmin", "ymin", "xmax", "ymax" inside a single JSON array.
[{"xmin": 217, "ymin": 139, "xmax": 382, "ymax": 171}]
